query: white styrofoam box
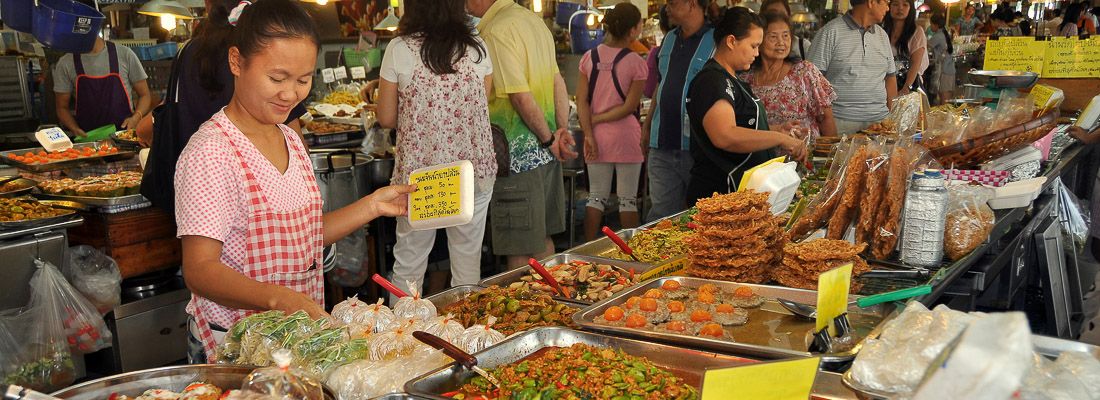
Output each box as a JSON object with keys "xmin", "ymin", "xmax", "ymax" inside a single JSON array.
[
  {"xmin": 406, "ymin": 160, "xmax": 474, "ymax": 231},
  {"xmin": 743, "ymin": 161, "xmax": 801, "ymax": 215},
  {"xmin": 987, "ymin": 177, "xmax": 1046, "ymax": 209}
]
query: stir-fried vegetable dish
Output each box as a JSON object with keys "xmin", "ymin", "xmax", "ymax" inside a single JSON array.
[
  {"xmin": 443, "ymin": 286, "xmax": 577, "ymax": 335},
  {"xmin": 446, "ymin": 343, "xmax": 697, "ymax": 400},
  {"xmin": 508, "ymin": 261, "xmax": 637, "ymax": 302}
]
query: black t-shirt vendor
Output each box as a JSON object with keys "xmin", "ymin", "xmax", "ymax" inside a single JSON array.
[{"xmin": 684, "ymin": 8, "xmax": 807, "ymax": 205}]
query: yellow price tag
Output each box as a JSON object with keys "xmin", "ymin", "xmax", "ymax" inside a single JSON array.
[
  {"xmin": 815, "ymin": 263, "xmax": 853, "ymax": 335},
  {"xmin": 408, "ymin": 163, "xmax": 466, "ymax": 222},
  {"xmin": 1028, "ymin": 84, "xmax": 1061, "ymax": 113},
  {"xmin": 639, "ymin": 257, "xmax": 689, "ymax": 281},
  {"xmin": 701, "ymin": 357, "xmax": 820, "ymax": 400},
  {"xmin": 737, "ymin": 155, "xmax": 786, "ymax": 192}
]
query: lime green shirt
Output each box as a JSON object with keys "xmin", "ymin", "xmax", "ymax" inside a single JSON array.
[{"xmin": 478, "ymin": 0, "xmax": 558, "ymax": 173}]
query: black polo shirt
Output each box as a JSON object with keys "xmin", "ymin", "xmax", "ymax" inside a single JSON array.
[{"xmin": 685, "ymin": 60, "xmax": 776, "ymax": 203}]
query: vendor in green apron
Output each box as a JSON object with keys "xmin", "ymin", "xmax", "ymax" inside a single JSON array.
[{"xmin": 685, "ymin": 7, "xmax": 808, "ymax": 205}]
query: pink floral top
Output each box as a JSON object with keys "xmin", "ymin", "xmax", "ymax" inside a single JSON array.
[
  {"xmin": 740, "ymin": 60, "xmax": 837, "ymax": 140},
  {"xmin": 380, "ymin": 36, "xmax": 497, "ymax": 187}
]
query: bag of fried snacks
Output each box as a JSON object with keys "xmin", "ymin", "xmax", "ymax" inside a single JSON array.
[
  {"xmin": 242, "ymin": 349, "xmax": 325, "ymax": 400},
  {"xmin": 870, "ymin": 141, "xmax": 941, "ymax": 259},
  {"xmin": 854, "ymin": 141, "xmax": 891, "ymax": 246},
  {"xmin": 787, "ymin": 135, "xmax": 867, "ymax": 241},
  {"xmin": 888, "ymin": 91, "xmax": 927, "ymax": 136},
  {"xmin": 943, "ymin": 185, "xmax": 995, "ymax": 261}
]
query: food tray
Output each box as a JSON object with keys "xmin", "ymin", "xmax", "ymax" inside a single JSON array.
[
  {"xmin": 110, "ymin": 131, "xmax": 142, "ymax": 149},
  {"xmin": 562, "ymin": 229, "xmax": 691, "ymax": 281},
  {"xmin": 573, "ymin": 276, "xmax": 894, "ymax": 362},
  {"xmin": 404, "ymin": 327, "xmax": 758, "ymax": 399},
  {"xmin": 479, "ymin": 254, "xmax": 656, "ymax": 305},
  {"xmin": 0, "ymin": 141, "xmax": 136, "ymax": 172},
  {"xmin": 927, "ymin": 110, "xmax": 1059, "ymax": 167},
  {"xmin": 425, "ymin": 285, "xmax": 580, "ymax": 311},
  {"xmin": 35, "ymin": 192, "xmax": 147, "ymax": 207},
  {"xmin": 51, "ymin": 364, "xmax": 337, "ymax": 400},
  {"xmin": 0, "ymin": 199, "xmax": 79, "ymax": 230},
  {"xmin": 0, "ymin": 178, "xmax": 37, "ymax": 197},
  {"xmin": 840, "ymin": 334, "xmax": 1100, "ymax": 399}
]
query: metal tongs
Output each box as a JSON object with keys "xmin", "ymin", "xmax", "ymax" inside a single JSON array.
[
  {"xmin": 810, "ymin": 313, "xmax": 854, "ymax": 354},
  {"xmin": 412, "ymin": 331, "xmax": 502, "ymax": 389}
]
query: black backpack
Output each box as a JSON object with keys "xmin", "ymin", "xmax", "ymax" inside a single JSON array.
[{"xmin": 587, "ymin": 47, "xmax": 640, "ymax": 120}]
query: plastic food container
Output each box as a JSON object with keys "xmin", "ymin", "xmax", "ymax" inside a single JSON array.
[
  {"xmin": 742, "ymin": 161, "xmax": 801, "ymax": 215},
  {"xmin": 987, "ymin": 177, "xmax": 1046, "ymax": 209}
]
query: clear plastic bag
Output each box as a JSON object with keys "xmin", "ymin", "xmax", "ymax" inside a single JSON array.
[
  {"xmin": 330, "ymin": 296, "xmax": 368, "ymax": 325},
  {"xmin": 325, "ymin": 348, "xmax": 451, "ymax": 400},
  {"xmin": 392, "ymin": 284, "xmax": 436, "ymax": 322},
  {"xmin": 992, "ymin": 92, "xmax": 1036, "ymax": 132},
  {"xmin": 788, "ymin": 136, "xmax": 867, "ymax": 240},
  {"xmin": 1056, "ymin": 178, "xmax": 1090, "ymax": 252},
  {"xmin": 367, "ymin": 320, "xmax": 427, "ymax": 361},
  {"xmin": 29, "ymin": 259, "xmax": 112, "ymax": 354},
  {"xmin": 300, "ymin": 338, "xmax": 369, "ymax": 379},
  {"xmin": 944, "ymin": 185, "xmax": 995, "ymax": 260},
  {"xmin": 242, "ymin": 349, "xmax": 325, "ymax": 400},
  {"xmin": 0, "ymin": 301, "xmax": 76, "ymax": 392},
  {"xmin": 456, "ymin": 315, "xmax": 506, "ymax": 354},
  {"xmin": 64, "ymin": 245, "xmax": 121, "ymax": 315},
  {"xmin": 330, "ymin": 229, "xmax": 370, "ymax": 288},
  {"xmin": 889, "ymin": 91, "xmax": 927, "ymax": 136},
  {"xmin": 421, "ymin": 314, "xmax": 465, "ymax": 344}
]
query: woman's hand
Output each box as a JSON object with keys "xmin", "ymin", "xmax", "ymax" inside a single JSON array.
[
  {"xmin": 268, "ymin": 286, "xmax": 329, "ymax": 320},
  {"xmin": 780, "ymin": 134, "xmax": 808, "ymax": 165},
  {"xmin": 899, "ymin": 87, "xmax": 911, "ymax": 97},
  {"xmin": 584, "ymin": 134, "xmax": 599, "ymax": 161},
  {"xmin": 365, "ymin": 184, "xmax": 416, "ymax": 218},
  {"xmin": 360, "ymin": 80, "xmax": 380, "ymax": 104}
]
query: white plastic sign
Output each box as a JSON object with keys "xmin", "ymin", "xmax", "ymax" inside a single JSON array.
[
  {"xmin": 407, "ymin": 160, "xmax": 474, "ymax": 231},
  {"xmin": 321, "ymin": 68, "xmax": 335, "ymax": 83},
  {"xmin": 34, "ymin": 127, "xmax": 73, "ymax": 152},
  {"xmin": 334, "ymin": 66, "xmax": 348, "ymax": 80},
  {"xmin": 350, "ymin": 66, "xmax": 367, "ymax": 80}
]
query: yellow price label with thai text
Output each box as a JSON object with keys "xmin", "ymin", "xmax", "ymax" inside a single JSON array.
[
  {"xmin": 815, "ymin": 263, "xmax": 853, "ymax": 334},
  {"xmin": 701, "ymin": 357, "xmax": 820, "ymax": 400},
  {"xmin": 983, "ymin": 37, "xmax": 1047, "ymax": 74},
  {"xmin": 408, "ymin": 165, "xmax": 463, "ymax": 222}
]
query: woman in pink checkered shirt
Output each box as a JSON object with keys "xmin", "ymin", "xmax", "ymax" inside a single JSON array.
[{"xmin": 172, "ymin": 0, "xmax": 412, "ymax": 363}]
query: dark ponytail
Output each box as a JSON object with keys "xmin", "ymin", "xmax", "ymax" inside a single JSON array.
[
  {"xmin": 603, "ymin": 2, "xmax": 642, "ymax": 40},
  {"xmin": 398, "ymin": 0, "xmax": 485, "ymax": 75},
  {"xmin": 232, "ymin": 0, "xmax": 319, "ymax": 61},
  {"xmin": 191, "ymin": 0, "xmax": 237, "ymax": 94}
]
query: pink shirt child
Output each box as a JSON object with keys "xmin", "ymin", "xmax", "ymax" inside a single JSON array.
[{"xmin": 580, "ymin": 44, "xmax": 648, "ymax": 164}]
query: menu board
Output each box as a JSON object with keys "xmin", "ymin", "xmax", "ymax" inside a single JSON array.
[
  {"xmin": 1042, "ymin": 37, "xmax": 1100, "ymax": 78},
  {"xmin": 983, "ymin": 37, "xmax": 1100, "ymax": 78}
]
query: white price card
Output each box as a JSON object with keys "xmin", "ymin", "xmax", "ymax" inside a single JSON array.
[
  {"xmin": 34, "ymin": 127, "xmax": 73, "ymax": 152},
  {"xmin": 334, "ymin": 66, "xmax": 348, "ymax": 80},
  {"xmin": 321, "ymin": 68, "xmax": 335, "ymax": 83},
  {"xmin": 350, "ymin": 66, "xmax": 367, "ymax": 80}
]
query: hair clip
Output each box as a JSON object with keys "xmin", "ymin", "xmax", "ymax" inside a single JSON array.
[{"xmin": 228, "ymin": 0, "xmax": 252, "ymax": 26}]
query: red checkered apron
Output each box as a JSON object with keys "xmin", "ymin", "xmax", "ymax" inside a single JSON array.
[{"xmin": 190, "ymin": 121, "xmax": 324, "ymax": 360}]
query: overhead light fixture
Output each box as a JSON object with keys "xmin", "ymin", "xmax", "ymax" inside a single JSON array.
[
  {"xmin": 373, "ymin": 8, "xmax": 400, "ymax": 31},
  {"xmin": 533, "ymin": 0, "xmax": 542, "ymax": 13},
  {"xmin": 137, "ymin": 0, "xmax": 194, "ymax": 19},
  {"xmin": 791, "ymin": 11, "xmax": 818, "ymax": 23}
]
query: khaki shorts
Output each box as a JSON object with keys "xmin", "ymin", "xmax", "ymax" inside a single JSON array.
[{"xmin": 490, "ymin": 161, "xmax": 566, "ymax": 255}]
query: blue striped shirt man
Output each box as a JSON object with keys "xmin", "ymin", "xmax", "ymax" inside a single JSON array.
[{"xmin": 807, "ymin": 12, "xmax": 897, "ymax": 126}]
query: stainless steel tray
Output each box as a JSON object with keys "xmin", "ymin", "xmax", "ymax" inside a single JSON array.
[
  {"xmin": 840, "ymin": 334, "xmax": 1100, "ymax": 400},
  {"xmin": 0, "ymin": 178, "xmax": 37, "ymax": 197},
  {"xmin": 0, "ymin": 141, "xmax": 136, "ymax": 172},
  {"xmin": 479, "ymin": 254, "xmax": 656, "ymax": 305},
  {"xmin": 51, "ymin": 364, "xmax": 337, "ymax": 400},
  {"xmin": 562, "ymin": 228, "xmax": 691, "ymax": 281},
  {"xmin": 0, "ymin": 199, "xmax": 80, "ymax": 230},
  {"xmin": 404, "ymin": 327, "xmax": 758, "ymax": 399},
  {"xmin": 572, "ymin": 276, "xmax": 894, "ymax": 362},
  {"xmin": 426, "ymin": 284, "xmax": 581, "ymax": 311},
  {"xmin": 35, "ymin": 192, "xmax": 147, "ymax": 207},
  {"xmin": 640, "ymin": 209, "xmax": 693, "ymax": 228}
]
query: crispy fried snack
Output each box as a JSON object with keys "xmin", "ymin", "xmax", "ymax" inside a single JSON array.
[
  {"xmin": 855, "ymin": 148, "xmax": 889, "ymax": 245},
  {"xmin": 788, "ymin": 176, "xmax": 842, "ymax": 240},
  {"xmin": 871, "ymin": 146, "xmax": 911, "ymax": 259},
  {"xmin": 784, "ymin": 239, "xmax": 868, "ymax": 262},
  {"xmin": 695, "ymin": 190, "xmax": 771, "ymax": 214},
  {"xmin": 827, "ymin": 145, "xmax": 870, "ymax": 239},
  {"xmin": 686, "ymin": 191, "xmax": 787, "ymax": 283}
]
